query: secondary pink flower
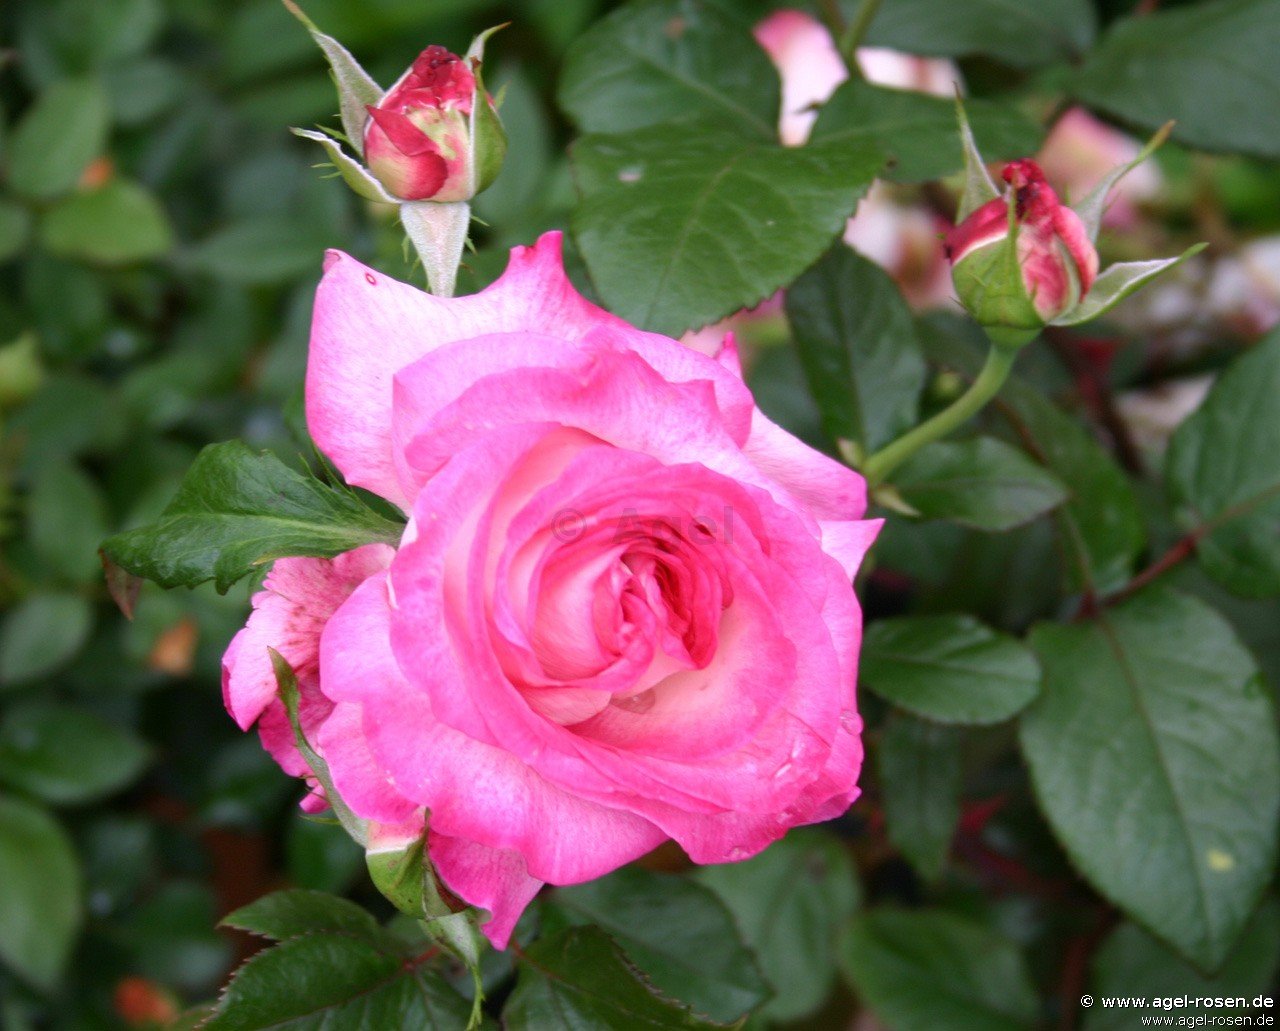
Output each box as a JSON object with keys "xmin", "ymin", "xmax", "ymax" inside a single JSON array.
[
  {"xmin": 223, "ymin": 231, "xmax": 879, "ymax": 948},
  {"xmin": 221, "ymin": 543, "xmax": 394, "ymax": 811},
  {"xmin": 363, "ymin": 45, "xmax": 502, "ymax": 202},
  {"xmin": 948, "ymin": 159, "xmax": 1100, "ymax": 329}
]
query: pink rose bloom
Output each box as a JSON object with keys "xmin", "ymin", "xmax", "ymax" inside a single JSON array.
[
  {"xmin": 223, "ymin": 232, "xmax": 880, "ymax": 947},
  {"xmin": 754, "ymin": 10, "xmax": 956, "ymax": 309},
  {"xmin": 1038, "ymin": 108, "xmax": 1162, "ymax": 230},
  {"xmin": 948, "ymin": 159, "xmax": 1100, "ymax": 326}
]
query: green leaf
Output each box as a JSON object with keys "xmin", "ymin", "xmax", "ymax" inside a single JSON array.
[
  {"xmin": 202, "ymin": 931, "xmax": 472, "ymax": 1030},
  {"xmin": 0, "ymin": 592, "xmax": 93, "ymax": 687},
  {"xmin": 0, "ymin": 333, "xmax": 45, "ymax": 408},
  {"xmin": 221, "ymin": 889, "xmax": 386, "ymax": 946},
  {"xmin": 505, "ymin": 925, "xmax": 722, "ymax": 1030},
  {"xmin": 0, "ymin": 797, "xmax": 82, "ymax": 991},
  {"xmin": 861, "ymin": 615, "xmax": 1040, "ymax": 724},
  {"xmin": 118, "ymin": 881, "xmax": 232, "ymax": 993},
  {"xmin": 101, "ymin": 441, "xmax": 404, "ymax": 593},
  {"xmin": 1020, "ymin": 588, "xmax": 1280, "ymax": 969},
  {"xmin": 286, "ymin": 815, "xmax": 363, "ymax": 894},
  {"xmin": 785, "ymin": 245, "xmax": 926, "ymax": 454},
  {"xmin": 27, "ymin": 460, "xmax": 110, "ymax": 583},
  {"xmin": 696, "ymin": 830, "xmax": 860, "ymax": 1022},
  {"xmin": 878, "ymin": 714, "xmax": 962, "ymax": 882},
  {"xmin": 0, "ymin": 200, "xmax": 31, "ymax": 262},
  {"xmin": 40, "ymin": 179, "xmax": 173, "ymax": 265},
  {"xmin": 7, "ymin": 79, "xmax": 111, "ymax": 201},
  {"xmin": 16, "ymin": 0, "xmax": 163, "ymax": 78},
  {"xmin": 0, "ymin": 703, "xmax": 151, "ymax": 805},
  {"xmin": 919, "ymin": 314, "xmax": 1145, "ymax": 593},
  {"xmin": 571, "ymin": 126, "xmax": 883, "ymax": 336},
  {"xmin": 558, "ymin": 0, "xmax": 779, "ymax": 139},
  {"xmin": 841, "ymin": 909, "xmax": 1039, "ymax": 1031},
  {"xmin": 1084, "ymin": 897, "xmax": 1280, "ymax": 1031},
  {"xmin": 184, "ymin": 217, "xmax": 334, "ymax": 285},
  {"xmin": 551, "ymin": 867, "xmax": 770, "ymax": 1023},
  {"xmin": 866, "ymin": 0, "xmax": 1096, "ymax": 68},
  {"xmin": 1073, "ymin": 0, "xmax": 1280, "ymax": 159},
  {"xmin": 892, "ymin": 438, "xmax": 1070, "ymax": 531},
  {"xmin": 810, "ymin": 80, "xmax": 1043, "ymax": 183},
  {"xmin": 1166, "ymin": 330, "xmax": 1280, "ymax": 597}
]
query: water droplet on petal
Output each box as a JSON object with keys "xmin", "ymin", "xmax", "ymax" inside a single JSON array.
[
  {"xmin": 839, "ymin": 709, "xmax": 859, "ymax": 734},
  {"xmin": 613, "ymin": 689, "xmax": 656, "ymax": 714},
  {"xmin": 727, "ymin": 846, "xmax": 749, "ymax": 861}
]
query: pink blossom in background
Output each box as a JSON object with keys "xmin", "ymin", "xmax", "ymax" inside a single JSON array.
[
  {"xmin": 753, "ymin": 9, "xmax": 957, "ymax": 146},
  {"xmin": 1037, "ymin": 107, "xmax": 1162, "ymax": 230},
  {"xmin": 754, "ymin": 10, "xmax": 956, "ymax": 310},
  {"xmin": 1207, "ymin": 236, "xmax": 1280, "ymax": 336},
  {"xmin": 223, "ymin": 232, "xmax": 880, "ymax": 947},
  {"xmin": 842, "ymin": 184, "xmax": 954, "ymax": 309}
]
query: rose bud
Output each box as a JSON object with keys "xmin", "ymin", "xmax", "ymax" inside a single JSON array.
[
  {"xmin": 362, "ymin": 45, "xmax": 505, "ymax": 203},
  {"xmin": 948, "ymin": 105, "xmax": 1202, "ymax": 343},
  {"xmin": 946, "ymin": 159, "xmax": 1099, "ymax": 339}
]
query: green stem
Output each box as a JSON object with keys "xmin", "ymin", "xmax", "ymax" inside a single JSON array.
[
  {"xmin": 863, "ymin": 342, "xmax": 1020, "ymax": 486},
  {"xmin": 840, "ymin": 0, "xmax": 884, "ymax": 68}
]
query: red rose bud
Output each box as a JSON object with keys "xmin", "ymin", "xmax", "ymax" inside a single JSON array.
[
  {"xmin": 363, "ymin": 45, "xmax": 505, "ymax": 203},
  {"xmin": 946, "ymin": 159, "xmax": 1100, "ymax": 340}
]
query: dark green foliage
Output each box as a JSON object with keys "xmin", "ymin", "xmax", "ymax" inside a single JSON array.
[{"xmin": 1, "ymin": 0, "xmax": 1278, "ymax": 1026}]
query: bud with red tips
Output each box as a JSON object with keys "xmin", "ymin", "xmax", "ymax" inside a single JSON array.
[
  {"xmin": 946, "ymin": 101, "xmax": 1201, "ymax": 347},
  {"xmin": 364, "ymin": 45, "xmax": 504, "ymax": 203},
  {"xmin": 947, "ymin": 159, "xmax": 1099, "ymax": 336},
  {"xmin": 285, "ymin": 5, "xmax": 508, "ymax": 296}
]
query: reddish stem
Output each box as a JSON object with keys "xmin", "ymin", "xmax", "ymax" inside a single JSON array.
[
  {"xmin": 1104, "ymin": 530, "xmax": 1203, "ymax": 608},
  {"xmin": 1057, "ymin": 907, "xmax": 1117, "ymax": 1031}
]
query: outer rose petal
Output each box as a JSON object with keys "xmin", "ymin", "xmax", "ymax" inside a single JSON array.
[
  {"xmin": 319, "ymin": 574, "xmax": 667, "ymax": 888},
  {"xmin": 306, "ymin": 232, "xmax": 627, "ymax": 509},
  {"xmin": 317, "ymin": 705, "xmax": 539, "ymax": 948},
  {"xmin": 428, "ymin": 835, "xmax": 542, "ymax": 949}
]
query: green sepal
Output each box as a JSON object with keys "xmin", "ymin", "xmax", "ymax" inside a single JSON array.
[
  {"xmin": 465, "ymin": 26, "xmax": 509, "ymax": 198},
  {"xmin": 271, "ymin": 649, "xmax": 368, "ymax": 847},
  {"xmin": 366, "ymin": 833, "xmax": 426, "ymax": 916},
  {"xmin": 950, "ymin": 210, "xmax": 1043, "ymax": 335},
  {"xmin": 1072, "ymin": 120, "xmax": 1172, "ymax": 242},
  {"xmin": 283, "ymin": 0, "xmax": 383, "ymax": 157},
  {"xmin": 955, "ymin": 94, "xmax": 1000, "ymax": 221},
  {"xmin": 1052, "ymin": 243, "xmax": 1207, "ymax": 326},
  {"xmin": 291, "ymin": 127, "xmax": 396, "ymax": 203}
]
